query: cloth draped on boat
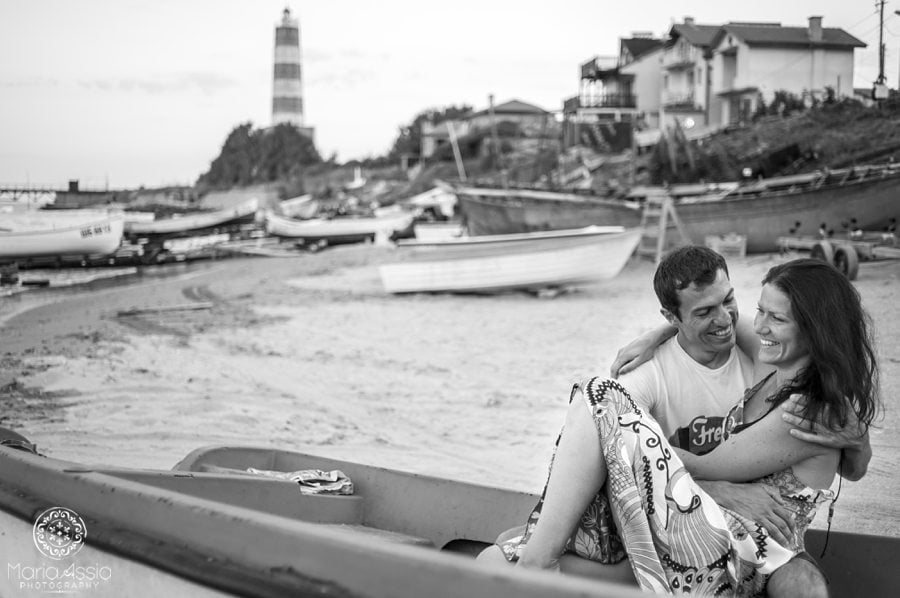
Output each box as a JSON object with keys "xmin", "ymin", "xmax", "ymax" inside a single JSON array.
[
  {"xmin": 246, "ymin": 468, "xmax": 354, "ymax": 495},
  {"xmin": 499, "ymin": 377, "xmax": 833, "ymax": 596}
]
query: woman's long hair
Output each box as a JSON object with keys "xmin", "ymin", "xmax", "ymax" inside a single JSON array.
[{"xmin": 763, "ymin": 258, "xmax": 880, "ymax": 428}]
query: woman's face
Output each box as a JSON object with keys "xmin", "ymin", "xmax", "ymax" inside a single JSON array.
[{"xmin": 753, "ymin": 283, "xmax": 810, "ymax": 372}]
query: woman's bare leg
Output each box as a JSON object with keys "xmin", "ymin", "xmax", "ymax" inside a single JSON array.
[{"xmin": 517, "ymin": 396, "xmax": 607, "ymax": 570}]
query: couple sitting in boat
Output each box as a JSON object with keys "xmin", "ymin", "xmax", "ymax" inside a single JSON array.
[{"xmin": 478, "ymin": 246, "xmax": 879, "ymax": 597}]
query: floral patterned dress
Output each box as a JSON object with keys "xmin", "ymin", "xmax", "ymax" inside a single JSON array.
[{"xmin": 498, "ymin": 376, "xmax": 834, "ymax": 596}]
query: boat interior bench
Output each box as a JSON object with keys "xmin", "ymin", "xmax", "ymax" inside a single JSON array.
[{"xmin": 102, "ymin": 466, "xmax": 435, "ymax": 548}]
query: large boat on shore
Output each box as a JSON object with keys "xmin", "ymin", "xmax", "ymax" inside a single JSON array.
[
  {"xmin": 1, "ymin": 432, "xmax": 895, "ymax": 598},
  {"xmin": 0, "ymin": 213, "xmax": 124, "ymax": 259},
  {"xmin": 455, "ymin": 185, "xmax": 643, "ymax": 236},
  {"xmin": 457, "ymin": 164, "xmax": 900, "ymax": 253}
]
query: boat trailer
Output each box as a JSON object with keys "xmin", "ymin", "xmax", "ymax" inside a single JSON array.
[{"xmin": 776, "ymin": 233, "xmax": 900, "ymax": 280}]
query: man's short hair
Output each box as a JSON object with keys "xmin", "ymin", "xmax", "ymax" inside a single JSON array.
[{"xmin": 653, "ymin": 246, "xmax": 729, "ymax": 320}]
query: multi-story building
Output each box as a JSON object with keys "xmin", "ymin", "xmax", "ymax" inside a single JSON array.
[
  {"xmin": 564, "ymin": 15, "xmax": 866, "ymax": 147},
  {"xmin": 563, "ymin": 35, "xmax": 663, "ymax": 150},
  {"xmin": 659, "ymin": 17, "xmax": 721, "ymax": 131},
  {"xmin": 710, "ymin": 17, "xmax": 865, "ymax": 125}
]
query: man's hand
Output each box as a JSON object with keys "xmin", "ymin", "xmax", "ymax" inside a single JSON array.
[
  {"xmin": 781, "ymin": 394, "xmax": 871, "ymax": 481},
  {"xmin": 698, "ymin": 480, "xmax": 795, "ymax": 545},
  {"xmin": 609, "ymin": 324, "xmax": 676, "ymax": 378}
]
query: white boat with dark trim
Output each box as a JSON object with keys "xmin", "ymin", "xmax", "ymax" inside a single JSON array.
[
  {"xmin": 0, "ymin": 214, "xmax": 124, "ymax": 259},
  {"xmin": 379, "ymin": 226, "xmax": 641, "ymax": 294}
]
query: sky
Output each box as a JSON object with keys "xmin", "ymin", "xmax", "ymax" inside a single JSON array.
[{"xmin": 0, "ymin": 0, "xmax": 896, "ymax": 189}]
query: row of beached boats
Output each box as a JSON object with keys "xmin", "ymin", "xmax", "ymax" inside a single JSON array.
[
  {"xmin": 0, "ymin": 430, "xmax": 895, "ymax": 598},
  {"xmin": 3, "ymin": 162, "xmax": 898, "ymax": 293}
]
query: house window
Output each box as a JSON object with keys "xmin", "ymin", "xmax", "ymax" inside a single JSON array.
[{"xmin": 697, "ymin": 68, "xmax": 702, "ymax": 85}]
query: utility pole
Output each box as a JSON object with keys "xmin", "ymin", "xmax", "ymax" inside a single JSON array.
[{"xmin": 874, "ymin": 0, "xmax": 889, "ymax": 99}]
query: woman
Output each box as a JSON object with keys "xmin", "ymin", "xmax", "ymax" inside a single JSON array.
[{"xmin": 478, "ymin": 259, "xmax": 880, "ymax": 595}]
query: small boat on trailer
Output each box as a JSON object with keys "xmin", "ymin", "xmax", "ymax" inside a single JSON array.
[
  {"xmin": 265, "ymin": 210, "xmax": 415, "ymax": 249},
  {"xmin": 0, "ymin": 435, "xmax": 895, "ymax": 598},
  {"xmin": 0, "ymin": 214, "xmax": 124, "ymax": 259},
  {"xmin": 378, "ymin": 226, "xmax": 642, "ymax": 294}
]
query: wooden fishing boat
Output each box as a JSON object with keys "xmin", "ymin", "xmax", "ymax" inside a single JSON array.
[
  {"xmin": 0, "ymin": 214, "xmax": 124, "ymax": 259},
  {"xmin": 632, "ymin": 164, "xmax": 900, "ymax": 253},
  {"xmin": 265, "ymin": 210, "xmax": 415, "ymax": 246},
  {"xmin": 1, "ymin": 434, "xmax": 895, "ymax": 598},
  {"xmin": 125, "ymin": 198, "xmax": 260, "ymax": 236},
  {"xmin": 454, "ymin": 186, "xmax": 643, "ymax": 236},
  {"xmin": 378, "ymin": 226, "xmax": 641, "ymax": 294},
  {"xmin": 458, "ymin": 164, "xmax": 900, "ymax": 254}
]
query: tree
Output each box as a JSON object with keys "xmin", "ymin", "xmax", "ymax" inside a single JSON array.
[{"xmin": 197, "ymin": 123, "xmax": 322, "ymax": 188}]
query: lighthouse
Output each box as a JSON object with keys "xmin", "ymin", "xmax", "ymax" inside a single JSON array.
[{"xmin": 272, "ymin": 6, "xmax": 310, "ymax": 134}]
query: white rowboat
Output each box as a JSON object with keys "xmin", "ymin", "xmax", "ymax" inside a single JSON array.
[{"xmin": 379, "ymin": 226, "xmax": 641, "ymax": 294}]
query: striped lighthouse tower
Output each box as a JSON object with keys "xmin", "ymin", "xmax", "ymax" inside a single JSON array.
[{"xmin": 272, "ymin": 7, "xmax": 305, "ymax": 128}]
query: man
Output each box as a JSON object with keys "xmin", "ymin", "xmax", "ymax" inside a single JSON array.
[{"xmin": 610, "ymin": 245, "xmax": 871, "ymax": 597}]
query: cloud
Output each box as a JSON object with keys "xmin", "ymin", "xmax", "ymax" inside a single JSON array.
[{"xmin": 76, "ymin": 72, "xmax": 240, "ymax": 95}]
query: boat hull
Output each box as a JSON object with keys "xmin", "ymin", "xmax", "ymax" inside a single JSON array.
[
  {"xmin": 456, "ymin": 187, "xmax": 643, "ymax": 236},
  {"xmin": 125, "ymin": 198, "xmax": 259, "ymax": 236},
  {"xmin": 0, "ymin": 215, "xmax": 124, "ymax": 258},
  {"xmin": 675, "ymin": 169, "xmax": 900, "ymax": 253},
  {"xmin": 457, "ymin": 168, "xmax": 900, "ymax": 253},
  {"xmin": 266, "ymin": 211, "xmax": 415, "ymax": 243},
  {"xmin": 379, "ymin": 227, "xmax": 642, "ymax": 294},
  {"xmin": 0, "ymin": 442, "xmax": 646, "ymax": 598},
  {"xmin": 177, "ymin": 446, "xmax": 900, "ymax": 598}
]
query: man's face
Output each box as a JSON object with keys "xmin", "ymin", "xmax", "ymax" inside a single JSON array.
[{"xmin": 665, "ymin": 268, "xmax": 738, "ymax": 360}]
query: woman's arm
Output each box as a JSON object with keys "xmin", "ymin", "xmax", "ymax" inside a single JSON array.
[
  {"xmin": 609, "ymin": 323, "xmax": 676, "ymax": 378},
  {"xmin": 675, "ymin": 403, "xmax": 832, "ymax": 483},
  {"xmin": 780, "ymin": 394, "xmax": 872, "ymax": 481}
]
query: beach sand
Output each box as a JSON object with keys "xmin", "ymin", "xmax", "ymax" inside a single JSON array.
[{"xmin": 1, "ymin": 245, "xmax": 898, "ymax": 537}]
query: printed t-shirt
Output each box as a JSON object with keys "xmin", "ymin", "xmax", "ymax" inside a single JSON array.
[{"xmin": 617, "ymin": 335, "xmax": 754, "ymax": 455}]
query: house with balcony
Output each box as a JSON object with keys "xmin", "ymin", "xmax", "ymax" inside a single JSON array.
[
  {"xmin": 659, "ymin": 17, "xmax": 722, "ymax": 132},
  {"xmin": 420, "ymin": 99, "xmax": 551, "ymax": 159},
  {"xmin": 563, "ymin": 35, "xmax": 663, "ymax": 150},
  {"xmin": 709, "ymin": 16, "xmax": 865, "ymax": 125}
]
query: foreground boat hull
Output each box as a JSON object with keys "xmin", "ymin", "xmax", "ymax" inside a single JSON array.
[
  {"xmin": 1, "ymin": 438, "xmax": 895, "ymax": 598},
  {"xmin": 178, "ymin": 446, "xmax": 900, "ymax": 598},
  {"xmin": 0, "ymin": 442, "xmax": 644, "ymax": 598},
  {"xmin": 378, "ymin": 227, "xmax": 642, "ymax": 294}
]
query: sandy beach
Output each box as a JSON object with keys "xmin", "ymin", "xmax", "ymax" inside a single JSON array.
[{"xmin": 1, "ymin": 245, "xmax": 898, "ymax": 537}]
